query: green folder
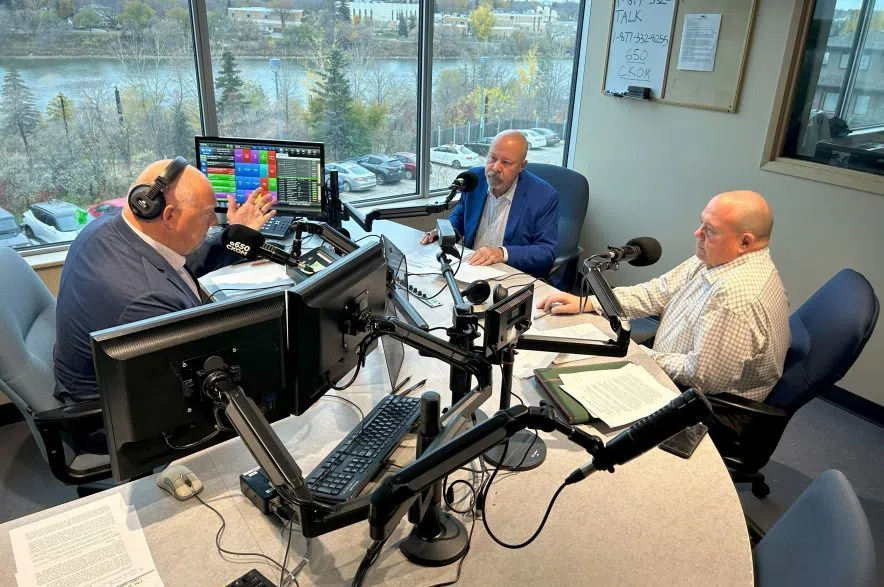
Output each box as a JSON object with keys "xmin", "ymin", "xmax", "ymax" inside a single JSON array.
[{"xmin": 533, "ymin": 361, "xmax": 631, "ymax": 425}]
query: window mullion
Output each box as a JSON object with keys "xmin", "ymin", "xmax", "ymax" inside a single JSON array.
[
  {"xmin": 836, "ymin": 0, "xmax": 874, "ymax": 118},
  {"xmin": 189, "ymin": 0, "xmax": 218, "ymax": 136},
  {"xmin": 416, "ymin": 0, "xmax": 435, "ymax": 198}
]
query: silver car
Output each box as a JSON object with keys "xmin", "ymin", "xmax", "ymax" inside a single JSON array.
[
  {"xmin": 326, "ymin": 162, "xmax": 376, "ymax": 192},
  {"xmin": 0, "ymin": 207, "xmax": 29, "ymax": 248}
]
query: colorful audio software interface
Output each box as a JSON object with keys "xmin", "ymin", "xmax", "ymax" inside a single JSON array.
[{"xmin": 195, "ymin": 137, "xmax": 325, "ymax": 216}]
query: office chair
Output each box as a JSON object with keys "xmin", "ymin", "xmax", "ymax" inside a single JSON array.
[
  {"xmin": 708, "ymin": 269, "xmax": 879, "ymax": 498},
  {"xmin": 0, "ymin": 247, "xmax": 111, "ymax": 497},
  {"xmin": 524, "ymin": 163, "xmax": 589, "ymax": 291},
  {"xmin": 753, "ymin": 469, "xmax": 876, "ymax": 587}
]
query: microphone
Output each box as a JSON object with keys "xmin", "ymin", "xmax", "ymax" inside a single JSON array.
[
  {"xmin": 221, "ymin": 225, "xmax": 304, "ymax": 270},
  {"xmin": 443, "ymin": 170, "xmax": 479, "ymax": 206},
  {"xmin": 565, "ymin": 389, "xmax": 712, "ymax": 485},
  {"xmin": 596, "ymin": 237, "xmax": 662, "ymax": 268}
]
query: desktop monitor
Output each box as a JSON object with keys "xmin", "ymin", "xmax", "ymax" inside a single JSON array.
[
  {"xmin": 286, "ymin": 239, "xmax": 388, "ymax": 416},
  {"xmin": 483, "ymin": 283, "xmax": 534, "ymax": 357},
  {"xmin": 195, "ymin": 136, "xmax": 325, "ymax": 217},
  {"xmin": 92, "ymin": 290, "xmax": 292, "ymax": 481}
]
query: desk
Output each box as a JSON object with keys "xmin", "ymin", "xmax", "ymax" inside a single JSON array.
[{"xmin": 0, "ymin": 220, "xmax": 754, "ymax": 586}]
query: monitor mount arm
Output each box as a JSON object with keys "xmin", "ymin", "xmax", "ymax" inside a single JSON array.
[
  {"xmin": 289, "ymin": 219, "xmax": 359, "ymax": 262},
  {"xmin": 195, "ymin": 312, "xmax": 494, "ymax": 540},
  {"xmin": 368, "ymin": 403, "xmax": 603, "ymax": 542}
]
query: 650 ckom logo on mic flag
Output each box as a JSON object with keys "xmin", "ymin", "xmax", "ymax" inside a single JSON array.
[{"xmin": 226, "ymin": 241, "xmax": 250, "ymax": 256}]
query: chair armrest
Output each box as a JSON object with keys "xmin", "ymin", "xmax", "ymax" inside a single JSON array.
[
  {"xmin": 549, "ymin": 246, "xmax": 583, "ymax": 276},
  {"xmin": 33, "ymin": 400, "xmax": 103, "ymax": 423},
  {"xmin": 707, "ymin": 393, "xmax": 787, "ymax": 419}
]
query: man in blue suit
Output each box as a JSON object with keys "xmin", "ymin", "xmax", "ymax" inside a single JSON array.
[
  {"xmin": 420, "ymin": 130, "xmax": 558, "ymax": 279},
  {"xmin": 54, "ymin": 159, "xmax": 274, "ymax": 402}
]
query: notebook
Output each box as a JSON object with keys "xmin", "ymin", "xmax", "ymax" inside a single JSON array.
[{"xmin": 533, "ymin": 361, "xmax": 630, "ymax": 424}]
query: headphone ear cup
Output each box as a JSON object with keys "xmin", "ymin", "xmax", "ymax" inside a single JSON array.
[
  {"xmin": 461, "ymin": 279, "xmax": 491, "ymax": 305},
  {"xmin": 128, "ymin": 184, "xmax": 166, "ymax": 220},
  {"xmin": 493, "ymin": 284, "xmax": 509, "ymax": 304}
]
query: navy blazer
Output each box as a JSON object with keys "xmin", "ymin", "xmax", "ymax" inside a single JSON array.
[
  {"xmin": 448, "ymin": 167, "xmax": 558, "ymax": 278},
  {"xmin": 54, "ymin": 213, "xmax": 238, "ymax": 402}
]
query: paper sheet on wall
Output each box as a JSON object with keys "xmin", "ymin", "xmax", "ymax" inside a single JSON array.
[
  {"xmin": 677, "ymin": 13, "xmax": 722, "ymax": 72},
  {"xmin": 11, "ymin": 493, "xmax": 163, "ymax": 587},
  {"xmin": 559, "ymin": 363, "xmax": 677, "ymax": 428}
]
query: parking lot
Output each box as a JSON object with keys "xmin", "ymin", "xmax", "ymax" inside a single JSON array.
[{"xmin": 341, "ymin": 142, "xmax": 566, "ymax": 206}]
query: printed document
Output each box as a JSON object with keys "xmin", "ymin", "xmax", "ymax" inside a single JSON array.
[
  {"xmin": 559, "ymin": 363, "xmax": 677, "ymax": 428},
  {"xmin": 11, "ymin": 493, "xmax": 163, "ymax": 587}
]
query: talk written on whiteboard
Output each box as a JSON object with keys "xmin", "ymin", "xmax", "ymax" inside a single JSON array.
[{"xmin": 604, "ymin": 0, "xmax": 678, "ymax": 99}]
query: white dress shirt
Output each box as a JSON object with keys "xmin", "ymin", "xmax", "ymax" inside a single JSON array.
[
  {"xmin": 473, "ymin": 177, "xmax": 518, "ymax": 261},
  {"xmin": 590, "ymin": 248, "xmax": 790, "ymax": 401},
  {"xmin": 122, "ymin": 213, "xmax": 201, "ymax": 299}
]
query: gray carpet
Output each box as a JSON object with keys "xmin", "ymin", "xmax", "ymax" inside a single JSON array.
[{"xmin": 1, "ymin": 397, "xmax": 882, "ymax": 580}]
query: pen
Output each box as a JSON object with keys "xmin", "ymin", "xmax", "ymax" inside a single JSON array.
[
  {"xmin": 397, "ymin": 378, "xmax": 427, "ymax": 396},
  {"xmin": 392, "ymin": 376, "xmax": 411, "ymax": 394}
]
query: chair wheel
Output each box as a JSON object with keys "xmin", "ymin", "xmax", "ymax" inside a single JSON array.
[{"xmin": 752, "ymin": 480, "xmax": 770, "ymax": 499}]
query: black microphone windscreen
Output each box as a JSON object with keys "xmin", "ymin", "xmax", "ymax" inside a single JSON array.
[
  {"xmin": 221, "ymin": 225, "xmax": 264, "ymax": 260},
  {"xmin": 626, "ymin": 237, "xmax": 662, "ymax": 267},
  {"xmin": 455, "ymin": 170, "xmax": 479, "ymax": 192}
]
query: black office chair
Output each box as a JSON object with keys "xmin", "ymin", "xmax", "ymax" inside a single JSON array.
[
  {"xmin": 524, "ymin": 163, "xmax": 589, "ymax": 291},
  {"xmin": 0, "ymin": 247, "xmax": 111, "ymax": 497},
  {"xmin": 708, "ymin": 269, "xmax": 878, "ymax": 498}
]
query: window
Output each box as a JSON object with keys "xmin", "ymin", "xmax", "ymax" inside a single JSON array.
[
  {"xmin": 824, "ymin": 51, "xmax": 830, "ymax": 64},
  {"xmin": 1, "ymin": 0, "xmax": 587, "ymax": 251},
  {"xmin": 779, "ymin": 0, "xmax": 884, "ymax": 179},
  {"xmin": 0, "ymin": 0, "xmax": 201, "ymax": 252}
]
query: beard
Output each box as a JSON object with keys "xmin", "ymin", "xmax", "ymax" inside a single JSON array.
[{"xmin": 485, "ymin": 168, "xmax": 504, "ymax": 189}]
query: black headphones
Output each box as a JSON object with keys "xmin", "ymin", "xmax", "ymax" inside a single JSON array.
[{"xmin": 128, "ymin": 156, "xmax": 189, "ymax": 220}]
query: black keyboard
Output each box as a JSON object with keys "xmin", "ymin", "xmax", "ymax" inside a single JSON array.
[
  {"xmin": 260, "ymin": 214, "xmax": 295, "ymax": 239},
  {"xmin": 305, "ymin": 394, "xmax": 421, "ymax": 503},
  {"xmin": 223, "ymin": 568, "xmax": 275, "ymax": 587}
]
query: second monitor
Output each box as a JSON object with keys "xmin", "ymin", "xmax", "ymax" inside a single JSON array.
[{"xmin": 196, "ymin": 136, "xmax": 325, "ymax": 218}]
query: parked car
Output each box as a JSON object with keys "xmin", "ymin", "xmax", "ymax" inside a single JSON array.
[
  {"xmin": 394, "ymin": 152, "xmax": 417, "ymax": 180},
  {"xmin": 530, "ymin": 127, "xmax": 561, "ymax": 146},
  {"xmin": 518, "ymin": 129, "xmax": 547, "ymax": 149},
  {"xmin": 429, "ymin": 144, "xmax": 482, "ymax": 169},
  {"xmin": 354, "ymin": 154, "xmax": 406, "ymax": 185},
  {"xmin": 22, "ymin": 200, "xmax": 87, "ymax": 244},
  {"xmin": 88, "ymin": 196, "xmax": 127, "ymax": 218},
  {"xmin": 464, "ymin": 137, "xmax": 495, "ymax": 156},
  {"xmin": 325, "ymin": 162, "xmax": 376, "ymax": 192},
  {"xmin": 0, "ymin": 207, "xmax": 30, "ymax": 248}
]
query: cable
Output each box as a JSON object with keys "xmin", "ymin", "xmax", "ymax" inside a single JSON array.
[
  {"xmin": 280, "ymin": 518, "xmax": 299, "ymax": 587},
  {"xmin": 196, "ymin": 493, "xmax": 300, "ymax": 584},
  {"xmin": 320, "ymin": 394, "xmax": 365, "ymax": 424},
  {"xmin": 351, "ymin": 537, "xmax": 388, "ymax": 587},
  {"xmin": 425, "ymin": 239, "xmax": 465, "ymax": 301},
  {"xmin": 355, "ymin": 234, "xmax": 383, "ymax": 244},
  {"xmin": 427, "ymin": 481, "xmax": 479, "ymax": 587}
]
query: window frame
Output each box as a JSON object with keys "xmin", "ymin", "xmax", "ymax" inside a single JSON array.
[
  {"xmin": 762, "ymin": 0, "xmax": 884, "ymax": 195},
  {"xmin": 13, "ymin": 0, "xmax": 588, "ymax": 257}
]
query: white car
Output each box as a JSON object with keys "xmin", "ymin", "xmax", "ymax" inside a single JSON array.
[
  {"xmin": 22, "ymin": 200, "xmax": 87, "ymax": 244},
  {"xmin": 518, "ymin": 129, "xmax": 547, "ymax": 149},
  {"xmin": 429, "ymin": 144, "xmax": 482, "ymax": 169}
]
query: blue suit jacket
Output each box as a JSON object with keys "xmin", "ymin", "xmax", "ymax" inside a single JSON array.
[
  {"xmin": 448, "ymin": 167, "xmax": 558, "ymax": 278},
  {"xmin": 54, "ymin": 213, "xmax": 239, "ymax": 402}
]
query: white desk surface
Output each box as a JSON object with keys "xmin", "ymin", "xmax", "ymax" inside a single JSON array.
[{"xmin": 0, "ymin": 220, "xmax": 754, "ymax": 586}]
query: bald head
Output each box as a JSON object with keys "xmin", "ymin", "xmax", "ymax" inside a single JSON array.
[
  {"xmin": 485, "ymin": 130, "xmax": 529, "ymax": 196},
  {"xmin": 712, "ymin": 190, "xmax": 774, "ymax": 243},
  {"xmin": 124, "ymin": 159, "xmax": 218, "ymax": 256}
]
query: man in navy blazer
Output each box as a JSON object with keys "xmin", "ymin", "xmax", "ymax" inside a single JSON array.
[
  {"xmin": 54, "ymin": 160, "xmax": 274, "ymax": 402},
  {"xmin": 420, "ymin": 130, "xmax": 558, "ymax": 279}
]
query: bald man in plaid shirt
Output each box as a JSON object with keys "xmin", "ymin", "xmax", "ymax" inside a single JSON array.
[{"xmin": 538, "ymin": 191, "xmax": 790, "ymax": 438}]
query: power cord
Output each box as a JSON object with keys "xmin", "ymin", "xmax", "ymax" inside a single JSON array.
[
  {"xmin": 195, "ymin": 492, "xmax": 305, "ymax": 585},
  {"xmin": 425, "ymin": 240, "xmax": 465, "ymax": 301}
]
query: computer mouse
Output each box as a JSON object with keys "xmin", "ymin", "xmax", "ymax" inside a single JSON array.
[{"xmin": 156, "ymin": 464, "xmax": 203, "ymax": 501}]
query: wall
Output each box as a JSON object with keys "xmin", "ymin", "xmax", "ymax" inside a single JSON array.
[{"xmin": 573, "ymin": 0, "xmax": 884, "ymax": 405}]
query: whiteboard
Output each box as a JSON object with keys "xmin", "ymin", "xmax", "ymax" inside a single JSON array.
[{"xmin": 603, "ymin": 0, "xmax": 678, "ymax": 99}]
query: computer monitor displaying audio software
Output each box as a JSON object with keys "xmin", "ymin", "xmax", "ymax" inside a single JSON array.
[{"xmin": 195, "ymin": 136, "xmax": 325, "ymax": 217}]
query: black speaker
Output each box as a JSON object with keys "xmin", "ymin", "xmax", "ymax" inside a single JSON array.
[
  {"xmin": 461, "ymin": 280, "xmax": 491, "ymax": 304},
  {"xmin": 128, "ymin": 156, "xmax": 189, "ymax": 220}
]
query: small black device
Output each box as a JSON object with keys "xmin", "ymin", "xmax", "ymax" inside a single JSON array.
[
  {"xmin": 627, "ymin": 85, "xmax": 651, "ymax": 99},
  {"xmin": 127, "ymin": 156, "xmax": 189, "ymax": 220},
  {"xmin": 483, "ymin": 283, "xmax": 533, "ymax": 357},
  {"xmin": 222, "ymin": 568, "xmax": 276, "ymax": 587},
  {"xmin": 304, "ymin": 394, "xmax": 421, "ymax": 502},
  {"xmin": 289, "ymin": 246, "xmax": 340, "ymax": 283},
  {"xmin": 659, "ymin": 422, "xmax": 708, "ymax": 459},
  {"xmin": 259, "ymin": 214, "xmax": 295, "ymax": 239},
  {"xmin": 239, "ymin": 467, "xmax": 280, "ymax": 515}
]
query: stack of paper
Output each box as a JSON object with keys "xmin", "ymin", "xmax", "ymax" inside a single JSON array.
[
  {"xmin": 202, "ymin": 261, "xmax": 292, "ymax": 293},
  {"xmin": 11, "ymin": 493, "xmax": 163, "ymax": 587},
  {"xmin": 558, "ymin": 363, "xmax": 677, "ymax": 428}
]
